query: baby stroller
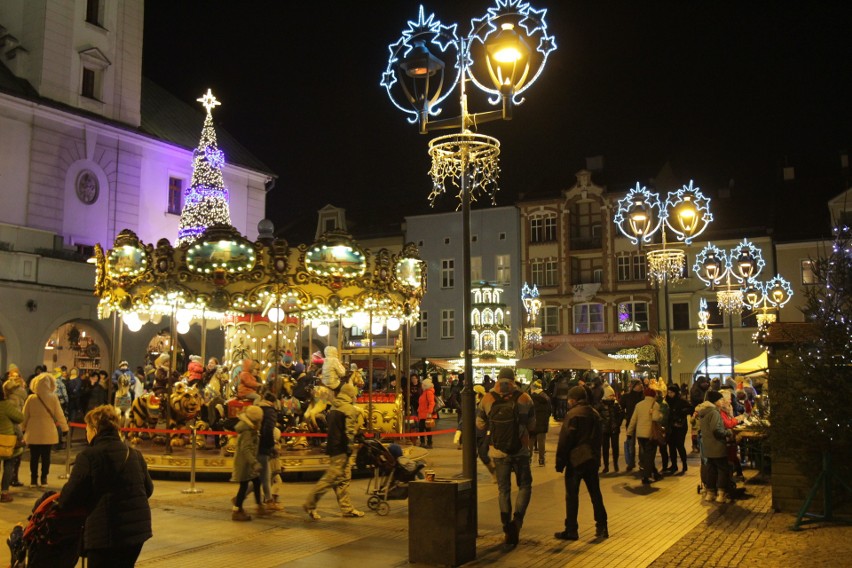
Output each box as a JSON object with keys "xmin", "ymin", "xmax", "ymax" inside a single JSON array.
[
  {"xmin": 7, "ymin": 490, "xmax": 87, "ymax": 568},
  {"xmin": 356, "ymin": 438, "xmax": 425, "ymax": 515}
]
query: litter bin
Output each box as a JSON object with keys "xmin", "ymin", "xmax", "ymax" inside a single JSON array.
[{"xmin": 409, "ymin": 478, "xmax": 475, "ymax": 566}]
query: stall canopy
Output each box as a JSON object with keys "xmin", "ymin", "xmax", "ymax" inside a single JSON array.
[
  {"xmin": 515, "ymin": 342, "xmax": 628, "ymax": 370},
  {"xmin": 734, "ymin": 351, "xmax": 768, "ymax": 375},
  {"xmin": 580, "ymin": 346, "xmax": 637, "ymax": 372}
]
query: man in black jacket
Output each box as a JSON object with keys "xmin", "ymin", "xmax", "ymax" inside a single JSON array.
[
  {"xmin": 554, "ymin": 386, "xmax": 608, "ymax": 541},
  {"xmin": 620, "ymin": 378, "xmax": 645, "ymax": 471}
]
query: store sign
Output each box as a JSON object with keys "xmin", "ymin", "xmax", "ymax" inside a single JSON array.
[{"xmin": 187, "ymin": 240, "xmax": 256, "ymax": 274}]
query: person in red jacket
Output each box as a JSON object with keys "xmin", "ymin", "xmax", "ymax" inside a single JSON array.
[
  {"xmin": 238, "ymin": 359, "xmax": 261, "ymax": 403},
  {"xmin": 186, "ymin": 355, "xmax": 204, "ymax": 387},
  {"xmin": 417, "ymin": 378, "xmax": 436, "ymax": 448}
]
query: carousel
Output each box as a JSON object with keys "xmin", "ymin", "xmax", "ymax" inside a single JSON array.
[{"xmin": 91, "ymin": 90, "xmax": 426, "ymax": 474}]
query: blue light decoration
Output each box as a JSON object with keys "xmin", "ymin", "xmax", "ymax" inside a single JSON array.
[
  {"xmin": 663, "ymin": 180, "xmax": 713, "ymax": 244},
  {"xmin": 613, "ymin": 183, "xmax": 664, "ymax": 245},
  {"xmin": 728, "ymin": 238, "xmax": 766, "ymax": 284},
  {"xmin": 381, "ymin": 0, "xmax": 557, "ymax": 125},
  {"xmin": 693, "ymin": 243, "xmax": 727, "ymax": 286},
  {"xmin": 177, "ymin": 89, "xmax": 232, "ymax": 247}
]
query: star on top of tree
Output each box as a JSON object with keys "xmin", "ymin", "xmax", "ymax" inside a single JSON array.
[{"xmin": 197, "ymin": 89, "xmax": 221, "ymax": 114}]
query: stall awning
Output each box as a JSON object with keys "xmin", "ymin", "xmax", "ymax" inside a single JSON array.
[
  {"xmin": 515, "ymin": 342, "xmax": 622, "ymax": 370},
  {"xmin": 734, "ymin": 351, "xmax": 768, "ymax": 375}
]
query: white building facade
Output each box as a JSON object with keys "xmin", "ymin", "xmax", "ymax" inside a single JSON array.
[{"xmin": 0, "ymin": 0, "xmax": 273, "ymax": 373}]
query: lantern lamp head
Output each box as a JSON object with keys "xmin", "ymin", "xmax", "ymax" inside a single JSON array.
[{"xmin": 663, "ymin": 180, "xmax": 713, "ymax": 244}]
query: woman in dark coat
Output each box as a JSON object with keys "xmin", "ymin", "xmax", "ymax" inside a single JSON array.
[
  {"xmin": 663, "ymin": 384, "xmax": 692, "ymax": 474},
  {"xmin": 57, "ymin": 405, "xmax": 153, "ymax": 567}
]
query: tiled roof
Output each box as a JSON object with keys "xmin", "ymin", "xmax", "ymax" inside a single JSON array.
[{"xmin": 140, "ymin": 78, "xmax": 273, "ymax": 175}]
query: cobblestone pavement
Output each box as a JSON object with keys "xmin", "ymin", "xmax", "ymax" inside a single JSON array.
[
  {"xmin": 650, "ymin": 475, "xmax": 852, "ymax": 568},
  {"xmin": 2, "ymin": 416, "xmax": 850, "ymax": 567}
]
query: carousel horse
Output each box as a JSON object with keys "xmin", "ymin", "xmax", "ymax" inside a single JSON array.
[{"xmin": 114, "ymin": 374, "xmax": 133, "ymax": 429}]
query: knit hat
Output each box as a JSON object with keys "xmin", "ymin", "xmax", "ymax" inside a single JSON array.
[
  {"xmin": 294, "ymin": 362, "xmax": 305, "ymax": 374},
  {"xmin": 531, "ymin": 380, "xmax": 542, "ymax": 390},
  {"xmin": 53, "ymin": 367, "xmax": 63, "ymax": 378},
  {"xmin": 568, "ymin": 386, "xmax": 587, "ymax": 401},
  {"xmin": 119, "ymin": 361, "xmax": 129, "ymax": 368},
  {"xmin": 668, "ymin": 383, "xmax": 680, "ymax": 395},
  {"xmin": 350, "ymin": 363, "xmax": 359, "ymax": 371},
  {"xmin": 473, "ymin": 384, "xmax": 486, "ymax": 396},
  {"xmin": 244, "ymin": 405, "xmax": 263, "ymax": 423},
  {"xmin": 189, "ymin": 355, "xmax": 202, "ymax": 363},
  {"xmin": 422, "ymin": 378, "xmax": 434, "ymax": 390},
  {"xmin": 69, "ymin": 368, "xmax": 79, "ymax": 379},
  {"xmin": 643, "ymin": 388, "xmax": 656, "ymax": 397},
  {"xmin": 706, "ymin": 391, "xmax": 724, "ymax": 404},
  {"xmin": 283, "ymin": 351, "xmax": 294, "ymax": 364},
  {"xmin": 340, "ymin": 382, "xmax": 358, "ymax": 400},
  {"xmin": 497, "ymin": 367, "xmax": 515, "ymax": 381},
  {"xmin": 311, "ymin": 351, "xmax": 324, "ymax": 365}
]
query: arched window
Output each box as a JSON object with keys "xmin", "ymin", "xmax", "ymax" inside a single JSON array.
[{"xmin": 482, "ymin": 308, "xmax": 494, "ymax": 325}]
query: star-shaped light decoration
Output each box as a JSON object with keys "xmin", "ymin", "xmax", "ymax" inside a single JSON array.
[{"xmin": 197, "ymin": 89, "xmax": 221, "ymax": 114}]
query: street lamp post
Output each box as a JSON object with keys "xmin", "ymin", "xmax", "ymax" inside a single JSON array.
[
  {"xmin": 383, "ymin": 1, "xmax": 555, "ymax": 526},
  {"xmin": 695, "ymin": 239, "xmax": 765, "ymax": 379},
  {"xmin": 614, "ymin": 181, "xmax": 713, "ymax": 382}
]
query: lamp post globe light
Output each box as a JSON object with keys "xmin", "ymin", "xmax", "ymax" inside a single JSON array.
[
  {"xmin": 694, "ymin": 238, "xmax": 766, "ymax": 379},
  {"xmin": 613, "ymin": 180, "xmax": 713, "ymax": 382},
  {"xmin": 744, "ymin": 274, "xmax": 794, "ymax": 346},
  {"xmin": 382, "ymin": 0, "xmax": 555, "ymax": 513}
]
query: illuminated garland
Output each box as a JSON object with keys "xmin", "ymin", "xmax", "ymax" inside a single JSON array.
[{"xmin": 177, "ymin": 90, "xmax": 232, "ymax": 246}]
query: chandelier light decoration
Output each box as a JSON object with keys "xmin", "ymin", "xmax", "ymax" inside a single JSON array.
[{"xmin": 743, "ymin": 275, "xmax": 794, "ymax": 345}]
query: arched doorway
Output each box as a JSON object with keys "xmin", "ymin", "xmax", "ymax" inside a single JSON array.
[
  {"xmin": 692, "ymin": 354, "xmax": 738, "ymax": 383},
  {"xmin": 43, "ymin": 320, "xmax": 111, "ymax": 374}
]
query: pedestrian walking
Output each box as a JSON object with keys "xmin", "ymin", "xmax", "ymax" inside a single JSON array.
[
  {"xmin": 554, "ymin": 386, "xmax": 608, "ymax": 540},
  {"xmin": 57, "ymin": 404, "xmax": 153, "ymax": 568},
  {"xmin": 696, "ymin": 390, "xmax": 735, "ymax": 503},
  {"xmin": 0, "ymin": 381, "xmax": 25, "ymax": 503},
  {"xmin": 620, "ymin": 378, "xmax": 644, "ymax": 471},
  {"xmin": 529, "ymin": 380, "xmax": 552, "ymax": 467},
  {"xmin": 626, "ymin": 388, "xmax": 664, "ymax": 486},
  {"xmin": 303, "ymin": 383, "xmax": 366, "ymax": 519},
  {"xmin": 231, "ymin": 405, "xmax": 265, "ymax": 521},
  {"xmin": 22, "ymin": 372, "xmax": 69, "ymax": 489},
  {"xmin": 476, "ymin": 367, "xmax": 535, "ymax": 552},
  {"xmin": 599, "ymin": 383, "xmax": 624, "ymax": 473}
]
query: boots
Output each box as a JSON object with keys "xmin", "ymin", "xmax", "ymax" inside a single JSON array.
[
  {"xmin": 716, "ymin": 491, "xmax": 732, "ymax": 504},
  {"xmin": 256, "ymin": 503, "xmax": 272, "ymax": 517},
  {"xmin": 0, "ymin": 492, "xmax": 12, "ymax": 503},
  {"xmin": 500, "ymin": 513, "xmax": 518, "ymax": 552},
  {"xmin": 231, "ymin": 508, "xmax": 252, "ymax": 521},
  {"xmin": 264, "ymin": 495, "xmax": 283, "ymax": 511},
  {"xmin": 538, "ymin": 456, "xmax": 545, "ymax": 467}
]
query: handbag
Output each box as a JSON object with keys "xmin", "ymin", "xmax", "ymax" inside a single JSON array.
[
  {"xmin": 433, "ymin": 395, "xmax": 446, "ymax": 414},
  {"xmin": 0, "ymin": 433, "xmax": 17, "ymax": 458},
  {"xmin": 650, "ymin": 403, "xmax": 667, "ymax": 446}
]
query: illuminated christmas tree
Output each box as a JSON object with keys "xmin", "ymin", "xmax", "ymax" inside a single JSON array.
[{"xmin": 176, "ymin": 89, "xmax": 232, "ymax": 246}]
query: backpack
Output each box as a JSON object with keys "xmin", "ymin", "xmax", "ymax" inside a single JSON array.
[{"xmin": 488, "ymin": 390, "xmax": 523, "ymax": 454}]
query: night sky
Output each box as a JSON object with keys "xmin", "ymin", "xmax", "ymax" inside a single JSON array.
[{"xmin": 142, "ymin": 1, "xmax": 852, "ymax": 242}]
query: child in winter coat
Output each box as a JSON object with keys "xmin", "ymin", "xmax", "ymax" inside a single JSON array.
[
  {"xmin": 231, "ymin": 405, "xmax": 266, "ymax": 521},
  {"xmin": 321, "ymin": 346, "xmax": 346, "ymax": 392},
  {"xmin": 187, "ymin": 355, "xmax": 204, "ymax": 387},
  {"xmin": 237, "ymin": 359, "xmax": 261, "ymax": 403}
]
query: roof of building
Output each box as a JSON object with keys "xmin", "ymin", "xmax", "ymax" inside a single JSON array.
[{"xmin": 0, "ymin": 60, "xmax": 273, "ymax": 177}]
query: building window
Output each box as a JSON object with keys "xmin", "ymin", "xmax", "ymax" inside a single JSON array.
[
  {"xmin": 496, "ymin": 254, "xmax": 510, "ymax": 285},
  {"xmin": 441, "ymin": 309, "xmax": 455, "ymax": 339},
  {"xmin": 531, "ymin": 215, "xmax": 557, "ymax": 243},
  {"xmin": 706, "ymin": 301, "xmax": 725, "ymax": 326},
  {"xmin": 81, "ymin": 68, "xmax": 97, "ymax": 99},
  {"xmin": 167, "ymin": 177, "xmax": 183, "ymax": 215},
  {"xmin": 86, "ymin": 0, "xmax": 103, "ymax": 26},
  {"xmin": 672, "ymin": 302, "xmax": 691, "ymax": 330},
  {"xmin": 633, "ymin": 254, "xmax": 646, "ymax": 281},
  {"xmin": 618, "ymin": 301, "xmax": 649, "ymax": 332},
  {"xmin": 572, "ymin": 257, "xmax": 603, "ymax": 285},
  {"xmin": 531, "ymin": 261, "xmax": 544, "ymax": 287},
  {"xmin": 574, "ymin": 303, "xmax": 604, "ymax": 334},
  {"xmin": 801, "ymin": 259, "xmax": 815, "ymax": 285},
  {"xmin": 470, "ymin": 256, "xmax": 482, "ymax": 282},
  {"xmin": 441, "ymin": 259, "xmax": 455, "ymax": 288},
  {"xmin": 545, "ymin": 260, "xmax": 559, "ymax": 287},
  {"xmin": 617, "ymin": 257, "xmax": 631, "ymax": 281},
  {"xmin": 570, "ymin": 202, "xmax": 603, "ymax": 249},
  {"xmin": 542, "ymin": 305, "xmax": 560, "ymax": 335},
  {"xmin": 415, "ymin": 311, "xmax": 427, "ymax": 339}
]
